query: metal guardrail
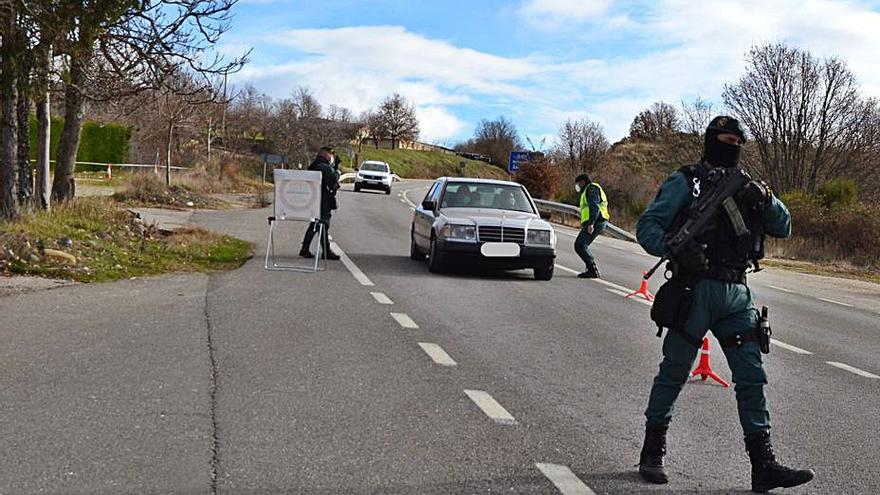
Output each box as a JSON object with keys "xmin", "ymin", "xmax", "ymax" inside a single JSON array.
[{"xmin": 533, "ymin": 198, "xmax": 638, "ymax": 243}]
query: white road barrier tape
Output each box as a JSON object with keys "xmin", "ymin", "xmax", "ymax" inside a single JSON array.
[
  {"xmin": 463, "ymin": 390, "xmax": 517, "ymax": 425},
  {"xmin": 390, "ymin": 312, "xmax": 419, "ymax": 329},
  {"xmin": 331, "ymin": 242, "xmax": 374, "ymax": 287},
  {"xmin": 535, "ymin": 463, "xmax": 597, "ymax": 495},
  {"xmin": 370, "ymin": 292, "xmax": 393, "ymax": 305},
  {"xmin": 826, "ymin": 361, "xmax": 880, "ymax": 379},
  {"xmin": 417, "ymin": 343, "xmax": 457, "ymax": 366}
]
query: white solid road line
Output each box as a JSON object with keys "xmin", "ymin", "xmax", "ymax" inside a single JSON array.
[
  {"xmin": 768, "ymin": 285, "xmax": 795, "ymax": 294},
  {"xmin": 417, "ymin": 342, "xmax": 457, "ymax": 366},
  {"xmin": 535, "ymin": 463, "xmax": 596, "ymax": 495},
  {"xmin": 463, "ymin": 390, "xmax": 518, "ymax": 425},
  {"xmin": 370, "ymin": 292, "xmax": 394, "ymax": 305},
  {"xmin": 826, "ymin": 361, "xmax": 880, "ymax": 379},
  {"xmin": 555, "ymin": 264, "xmax": 580, "ymax": 275},
  {"xmin": 331, "ymin": 242, "xmax": 375, "ymax": 287},
  {"xmin": 390, "ymin": 312, "xmax": 419, "ymax": 329},
  {"xmin": 817, "ymin": 297, "xmax": 854, "ymax": 308},
  {"xmin": 770, "ymin": 339, "xmax": 813, "ymax": 355}
]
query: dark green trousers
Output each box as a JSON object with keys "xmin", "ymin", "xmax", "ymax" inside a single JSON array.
[{"xmin": 645, "ymin": 279, "xmax": 770, "ymax": 435}]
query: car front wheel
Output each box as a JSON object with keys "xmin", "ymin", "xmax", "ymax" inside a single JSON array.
[
  {"xmin": 354, "ymin": 183, "xmax": 361, "ymax": 192},
  {"xmin": 534, "ymin": 263, "xmax": 554, "ymax": 281},
  {"xmin": 428, "ymin": 234, "xmax": 445, "ymax": 273},
  {"xmin": 385, "ymin": 186, "xmax": 392, "ymax": 195}
]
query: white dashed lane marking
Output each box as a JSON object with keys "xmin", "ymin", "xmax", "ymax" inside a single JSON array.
[
  {"xmin": 768, "ymin": 285, "xmax": 794, "ymax": 294},
  {"xmin": 417, "ymin": 343, "xmax": 457, "ymax": 366},
  {"xmin": 463, "ymin": 390, "xmax": 517, "ymax": 425},
  {"xmin": 770, "ymin": 340, "xmax": 813, "ymax": 355},
  {"xmin": 826, "ymin": 361, "xmax": 880, "ymax": 379},
  {"xmin": 331, "ymin": 242, "xmax": 374, "ymax": 287},
  {"xmin": 370, "ymin": 292, "xmax": 393, "ymax": 305},
  {"xmin": 390, "ymin": 312, "xmax": 419, "ymax": 329},
  {"xmin": 535, "ymin": 463, "xmax": 597, "ymax": 495},
  {"xmin": 817, "ymin": 297, "xmax": 854, "ymax": 308}
]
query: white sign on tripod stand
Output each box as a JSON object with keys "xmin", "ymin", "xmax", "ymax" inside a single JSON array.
[{"xmin": 265, "ymin": 169, "xmax": 325, "ymax": 271}]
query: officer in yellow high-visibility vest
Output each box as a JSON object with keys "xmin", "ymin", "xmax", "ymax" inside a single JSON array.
[{"xmin": 574, "ymin": 173, "xmax": 609, "ymax": 278}]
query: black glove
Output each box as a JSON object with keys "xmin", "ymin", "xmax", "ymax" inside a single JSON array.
[
  {"xmin": 740, "ymin": 180, "xmax": 771, "ymax": 211},
  {"xmin": 675, "ymin": 241, "xmax": 708, "ymax": 273}
]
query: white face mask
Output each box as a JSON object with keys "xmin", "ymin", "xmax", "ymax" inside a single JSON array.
[{"xmin": 575, "ymin": 184, "xmax": 582, "ymax": 193}]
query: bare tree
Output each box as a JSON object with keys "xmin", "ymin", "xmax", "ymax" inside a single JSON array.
[
  {"xmin": 469, "ymin": 116, "xmax": 522, "ymax": 167},
  {"xmin": 552, "ymin": 117, "xmax": 609, "ymax": 175},
  {"xmin": 629, "ymin": 101, "xmax": 679, "ymax": 140},
  {"xmin": 680, "ymin": 97, "xmax": 713, "ymax": 135},
  {"xmin": 375, "ymin": 93, "xmax": 419, "ymax": 149},
  {"xmin": 723, "ymin": 43, "xmax": 876, "ymax": 193}
]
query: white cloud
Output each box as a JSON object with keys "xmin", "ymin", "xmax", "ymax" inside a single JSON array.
[
  {"xmin": 415, "ymin": 106, "xmax": 466, "ymax": 143},
  {"xmin": 517, "ymin": 0, "xmax": 611, "ymax": 30},
  {"xmin": 233, "ymin": 2, "xmax": 880, "ymax": 145}
]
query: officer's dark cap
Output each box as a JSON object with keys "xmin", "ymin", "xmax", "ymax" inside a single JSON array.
[
  {"xmin": 706, "ymin": 116, "xmax": 747, "ymax": 143},
  {"xmin": 575, "ymin": 173, "xmax": 591, "ymax": 183},
  {"xmin": 319, "ymin": 146, "xmax": 334, "ymax": 153}
]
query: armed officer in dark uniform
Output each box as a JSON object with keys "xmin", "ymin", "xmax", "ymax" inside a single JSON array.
[
  {"xmin": 299, "ymin": 146, "xmax": 341, "ymax": 260},
  {"xmin": 635, "ymin": 117, "xmax": 814, "ymax": 493}
]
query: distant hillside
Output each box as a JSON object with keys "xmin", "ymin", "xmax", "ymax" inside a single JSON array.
[{"xmin": 355, "ymin": 148, "xmax": 509, "ymax": 180}]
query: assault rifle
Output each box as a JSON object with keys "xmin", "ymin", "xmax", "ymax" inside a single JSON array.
[{"xmin": 643, "ymin": 168, "xmax": 751, "ymax": 280}]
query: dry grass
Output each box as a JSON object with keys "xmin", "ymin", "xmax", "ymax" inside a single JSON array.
[{"xmin": 1, "ymin": 197, "xmax": 251, "ymax": 282}]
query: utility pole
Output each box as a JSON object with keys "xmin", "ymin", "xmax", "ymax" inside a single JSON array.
[{"xmin": 221, "ymin": 72, "xmax": 228, "ymax": 144}]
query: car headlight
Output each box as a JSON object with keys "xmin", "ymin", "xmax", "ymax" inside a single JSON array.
[
  {"xmin": 527, "ymin": 229, "xmax": 552, "ymax": 245},
  {"xmin": 441, "ymin": 224, "xmax": 476, "ymax": 241}
]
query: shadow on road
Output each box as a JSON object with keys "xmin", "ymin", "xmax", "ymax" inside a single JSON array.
[{"xmin": 349, "ymin": 253, "xmax": 541, "ymax": 282}]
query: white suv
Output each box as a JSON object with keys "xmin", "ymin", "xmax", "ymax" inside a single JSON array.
[{"xmin": 354, "ymin": 161, "xmax": 393, "ymax": 194}]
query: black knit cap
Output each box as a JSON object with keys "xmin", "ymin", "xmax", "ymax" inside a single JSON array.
[
  {"xmin": 575, "ymin": 173, "xmax": 591, "ymax": 183},
  {"xmin": 706, "ymin": 116, "xmax": 746, "ymax": 143}
]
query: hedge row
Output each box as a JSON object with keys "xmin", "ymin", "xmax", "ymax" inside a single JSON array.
[{"xmin": 28, "ymin": 116, "xmax": 131, "ymax": 169}]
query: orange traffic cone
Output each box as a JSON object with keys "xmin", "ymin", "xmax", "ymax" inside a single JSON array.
[
  {"xmin": 691, "ymin": 337, "xmax": 730, "ymax": 387},
  {"xmin": 626, "ymin": 272, "xmax": 655, "ymax": 301}
]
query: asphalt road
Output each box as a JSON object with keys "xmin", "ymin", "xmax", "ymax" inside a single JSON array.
[{"xmin": 1, "ymin": 180, "xmax": 878, "ymax": 494}]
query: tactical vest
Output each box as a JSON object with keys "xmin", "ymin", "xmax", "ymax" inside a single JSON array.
[
  {"xmin": 672, "ymin": 164, "xmax": 765, "ymax": 280},
  {"xmin": 580, "ymin": 183, "xmax": 609, "ymax": 223}
]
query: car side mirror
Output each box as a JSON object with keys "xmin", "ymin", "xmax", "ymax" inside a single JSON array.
[
  {"xmin": 539, "ymin": 210, "xmax": 552, "ymax": 220},
  {"xmin": 421, "ymin": 199, "xmax": 437, "ymax": 211}
]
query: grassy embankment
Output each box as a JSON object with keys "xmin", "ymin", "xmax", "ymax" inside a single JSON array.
[
  {"xmin": 1, "ymin": 197, "xmax": 251, "ymax": 282},
  {"xmin": 356, "ymin": 148, "xmax": 509, "ymax": 180}
]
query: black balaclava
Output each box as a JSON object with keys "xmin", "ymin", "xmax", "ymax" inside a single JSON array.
[{"xmin": 703, "ymin": 116, "xmax": 746, "ymax": 168}]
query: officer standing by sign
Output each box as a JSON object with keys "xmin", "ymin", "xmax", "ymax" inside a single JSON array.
[
  {"xmin": 635, "ymin": 117, "xmax": 814, "ymax": 492},
  {"xmin": 299, "ymin": 146, "xmax": 341, "ymax": 260},
  {"xmin": 574, "ymin": 173, "xmax": 609, "ymax": 278}
]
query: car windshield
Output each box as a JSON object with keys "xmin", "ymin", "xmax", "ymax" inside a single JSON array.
[
  {"xmin": 440, "ymin": 183, "xmax": 534, "ymax": 213},
  {"xmin": 360, "ymin": 162, "xmax": 388, "ymax": 172}
]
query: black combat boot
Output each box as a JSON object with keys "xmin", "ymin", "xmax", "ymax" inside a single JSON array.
[
  {"xmin": 745, "ymin": 432, "xmax": 814, "ymax": 493},
  {"xmin": 578, "ymin": 263, "xmax": 600, "ymax": 279},
  {"xmin": 321, "ymin": 236, "xmax": 340, "ymax": 260},
  {"xmin": 299, "ymin": 246, "xmax": 314, "ymax": 258},
  {"xmin": 638, "ymin": 423, "xmax": 669, "ymax": 484}
]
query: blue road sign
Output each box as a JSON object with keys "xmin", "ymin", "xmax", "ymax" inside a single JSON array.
[
  {"xmin": 261, "ymin": 153, "xmax": 288, "ymax": 165},
  {"xmin": 508, "ymin": 151, "xmax": 531, "ymax": 173}
]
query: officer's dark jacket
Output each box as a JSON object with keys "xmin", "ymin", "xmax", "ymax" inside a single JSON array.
[
  {"xmin": 637, "ymin": 161, "xmax": 791, "ymax": 268},
  {"xmin": 309, "ymin": 157, "xmax": 340, "ymax": 216}
]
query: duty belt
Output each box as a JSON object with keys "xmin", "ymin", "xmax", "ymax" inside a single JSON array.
[
  {"xmin": 718, "ymin": 330, "xmax": 760, "ymax": 348},
  {"xmin": 704, "ymin": 266, "xmax": 747, "ymax": 285}
]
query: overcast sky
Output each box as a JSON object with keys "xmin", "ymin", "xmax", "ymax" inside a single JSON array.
[{"xmin": 222, "ymin": 0, "xmax": 880, "ymax": 145}]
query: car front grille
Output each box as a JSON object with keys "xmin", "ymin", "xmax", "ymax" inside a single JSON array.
[
  {"xmin": 478, "ymin": 226, "xmax": 525, "ymax": 244},
  {"xmin": 362, "ymin": 174, "xmax": 383, "ymax": 180}
]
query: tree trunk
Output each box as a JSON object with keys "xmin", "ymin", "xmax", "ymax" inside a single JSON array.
[
  {"xmin": 16, "ymin": 71, "xmax": 33, "ymax": 208},
  {"xmin": 52, "ymin": 55, "xmax": 88, "ymax": 202},
  {"xmin": 1, "ymin": 49, "xmax": 19, "ymax": 218},
  {"xmin": 35, "ymin": 44, "xmax": 51, "ymax": 210}
]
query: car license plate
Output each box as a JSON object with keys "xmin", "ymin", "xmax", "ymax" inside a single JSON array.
[{"xmin": 481, "ymin": 242, "xmax": 520, "ymax": 257}]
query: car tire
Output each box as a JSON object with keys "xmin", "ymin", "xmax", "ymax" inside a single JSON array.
[
  {"xmin": 428, "ymin": 234, "xmax": 445, "ymax": 273},
  {"xmin": 534, "ymin": 263, "xmax": 554, "ymax": 281},
  {"xmin": 354, "ymin": 184, "xmax": 361, "ymax": 192},
  {"xmin": 410, "ymin": 230, "xmax": 425, "ymax": 261},
  {"xmin": 385, "ymin": 186, "xmax": 392, "ymax": 195}
]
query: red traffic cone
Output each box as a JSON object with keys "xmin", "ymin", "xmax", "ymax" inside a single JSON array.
[
  {"xmin": 691, "ymin": 337, "xmax": 730, "ymax": 387},
  {"xmin": 626, "ymin": 272, "xmax": 655, "ymax": 301}
]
